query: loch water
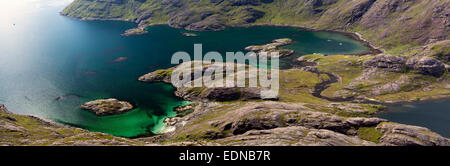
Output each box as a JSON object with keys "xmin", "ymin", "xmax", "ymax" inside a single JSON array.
[{"xmin": 377, "ymin": 100, "xmax": 450, "ymax": 138}]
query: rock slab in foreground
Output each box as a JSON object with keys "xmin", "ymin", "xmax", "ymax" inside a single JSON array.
[
  {"xmin": 80, "ymin": 98, "xmax": 133, "ymax": 116},
  {"xmin": 167, "ymin": 101, "xmax": 450, "ymax": 146}
]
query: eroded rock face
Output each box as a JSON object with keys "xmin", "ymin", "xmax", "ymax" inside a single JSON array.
[
  {"xmin": 80, "ymin": 98, "xmax": 133, "ymax": 116},
  {"xmin": 406, "ymin": 56, "xmax": 446, "ymax": 77},
  {"xmin": 185, "ymin": 15, "xmax": 226, "ymax": 31},
  {"xmin": 168, "ymin": 10, "xmax": 226, "ymax": 31},
  {"xmin": 226, "ymin": 103, "xmax": 387, "ymax": 136},
  {"xmin": 363, "ymin": 54, "xmax": 407, "ymax": 72},
  {"xmin": 364, "ymin": 54, "xmax": 447, "ymax": 77}
]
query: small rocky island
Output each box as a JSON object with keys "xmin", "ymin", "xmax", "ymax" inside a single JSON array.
[
  {"xmin": 80, "ymin": 98, "xmax": 134, "ymax": 116},
  {"xmin": 245, "ymin": 38, "xmax": 295, "ymax": 58},
  {"xmin": 181, "ymin": 32, "xmax": 198, "ymax": 37}
]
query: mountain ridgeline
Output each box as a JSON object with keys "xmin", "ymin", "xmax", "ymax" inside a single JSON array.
[{"xmin": 62, "ymin": 0, "xmax": 449, "ymax": 53}]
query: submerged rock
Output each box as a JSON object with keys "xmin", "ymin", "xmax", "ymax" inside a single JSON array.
[
  {"xmin": 111, "ymin": 57, "xmax": 129, "ymax": 63},
  {"xmin": 54, "ymin": 94, "xmax": 82, "ymax": 101},
  {"xmin": 80, "ymin": 98, "xmax": 133, "ymax": 116},
  {"xmin": 181, "ymin": 32, "xmax": 198, "ymax": 37}
]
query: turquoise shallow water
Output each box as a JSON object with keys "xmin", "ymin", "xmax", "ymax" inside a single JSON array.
[{"xmin": 0, "ymin": 1, "xmax": 374, "ymax": 137}]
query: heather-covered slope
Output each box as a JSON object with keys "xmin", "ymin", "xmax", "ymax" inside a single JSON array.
[{"xmin": 61, "ymin": 0, "xmax": 449, "ymax": 53}]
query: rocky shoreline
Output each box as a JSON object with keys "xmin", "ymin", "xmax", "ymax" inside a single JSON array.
[
  {"xmin": 121, "ymin": 21, "xmax": 383, "ymax": 56},
  {"xmin": 60, "ymin": 11, "xmax": 384, "ymax": 55}
]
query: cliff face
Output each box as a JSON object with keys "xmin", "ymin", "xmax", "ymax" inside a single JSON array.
[{"xmin": 61, "ymin": 0, "xmax": 449, "ymax": 52}]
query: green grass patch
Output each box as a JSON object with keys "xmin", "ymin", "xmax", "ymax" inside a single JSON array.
[{"xmin": 357, "ymin": 127, "xmax": 383, "ymax": 143}]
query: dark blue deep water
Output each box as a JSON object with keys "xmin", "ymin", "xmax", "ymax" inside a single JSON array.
[{"xmin": 378, "ymin": 100, "xmax": 450, "ymax": 138}]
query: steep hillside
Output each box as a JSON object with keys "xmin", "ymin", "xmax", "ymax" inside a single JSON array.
[{"xmin": 61, "ymin": 0, "xmax": 449, "ymax": 53}]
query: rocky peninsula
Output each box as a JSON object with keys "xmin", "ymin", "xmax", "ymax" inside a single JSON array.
[{"xmin": 245, "ymin": 38, "xmax": 295, "ymax": 58}]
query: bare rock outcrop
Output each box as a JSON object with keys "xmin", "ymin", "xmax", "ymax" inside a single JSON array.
[
  {"xmin": 216, "ymin": 126, "xmax": 376, "ymax": 146},
  {"xmin": 80, "ymin": 98, "xmax": 134, "ymax": 116},
  {"xmin": 377, "ymin": 122, "xmax": 450, "ymax": 146},
  {"xmin": 406, "ymin": 56, "xmax": 446, "ymax": 77},
  {"xmin": 170, "ymin": 101, "xmax": 449, "ymax": 146},
  {"xmin": 364, "ymin": 54, "xmax": 446, "ymax": 77},
  {"xmin": 363, "ymin": 54, "xmax": 407, "ymax": 72}
]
